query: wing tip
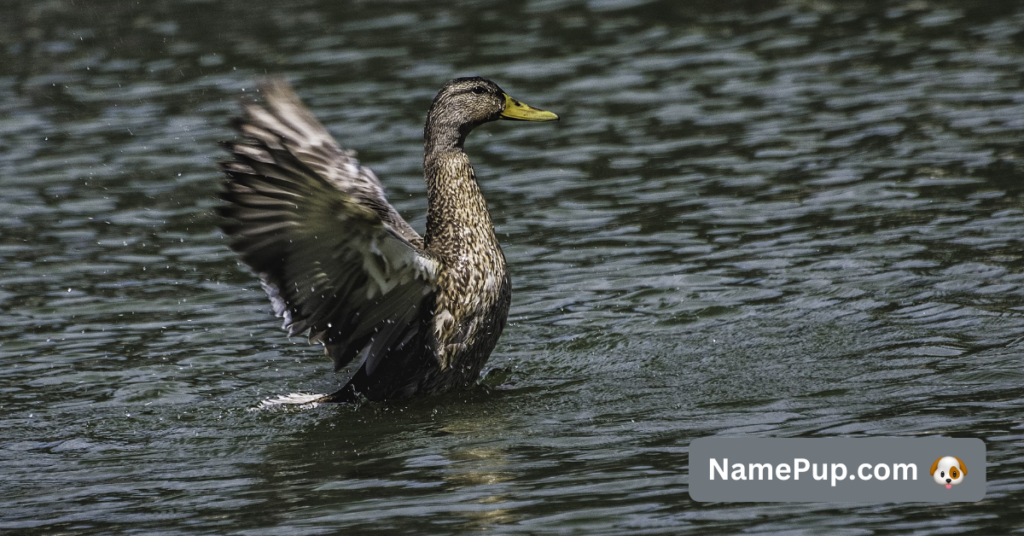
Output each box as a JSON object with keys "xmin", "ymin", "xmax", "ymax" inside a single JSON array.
[
  {"xmin": 254, "ymin": 392, "xmax": 327, "ymax": 410},
  {"xmin": 255, "ymin": 76, "xmax": 293, "ymax": 95}
]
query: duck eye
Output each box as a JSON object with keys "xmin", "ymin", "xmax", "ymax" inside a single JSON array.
[{"xmin": 471, "ymin": 86, "xmax": 487, "ymax": 95}]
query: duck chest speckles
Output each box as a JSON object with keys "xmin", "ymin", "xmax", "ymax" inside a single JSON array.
[{"xmin": 423, "ymin": 152, "xmax": 511, "ymax": 374}]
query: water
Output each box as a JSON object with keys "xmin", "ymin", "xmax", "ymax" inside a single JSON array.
[{"xmin": 2, "ymin": 0, "xmax": 1024, "ymax": 533}]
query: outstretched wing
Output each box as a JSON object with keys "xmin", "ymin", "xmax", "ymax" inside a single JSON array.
[{"xmin": 218, "ymin": 78, "xmax": 438, "ymax": 374}]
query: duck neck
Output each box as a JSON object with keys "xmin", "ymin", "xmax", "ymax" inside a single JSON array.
[
  {"xmin": 422, "ymin": 144, "xmax": 497, "ymax": 256},
  {"xmin": 424, "ymin": 112, "xmax": 472, "ymax": 154}
]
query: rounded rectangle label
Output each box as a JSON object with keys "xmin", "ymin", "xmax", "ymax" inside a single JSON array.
[{"xmin": 689, "ymin": 438, "xmax": 985, "ymax": 502}]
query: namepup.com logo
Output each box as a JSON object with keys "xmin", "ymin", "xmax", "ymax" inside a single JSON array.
[{"xmin": 688, "ymin": 438, "xmax": 985, "ymax": 502}]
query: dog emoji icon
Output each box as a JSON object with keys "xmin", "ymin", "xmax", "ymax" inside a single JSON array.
[{"xmin": 930, "ymin": 456, "xmax": 967, "ymax": 489}]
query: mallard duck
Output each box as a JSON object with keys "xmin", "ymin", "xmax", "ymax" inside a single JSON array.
[{"xmin": 217, "ymin": 77, "xmax": 558, "ymax": 403}]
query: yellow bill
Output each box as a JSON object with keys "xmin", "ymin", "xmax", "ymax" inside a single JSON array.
[{"xmin": 500, "ymin": 93, "xmax": 559, "ymax": 122}]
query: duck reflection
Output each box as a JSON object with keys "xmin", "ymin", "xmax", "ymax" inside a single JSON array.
[
  {"xmin": 251, "ymin": 386, "xmax": 526, "ymax": 530},
  {"xmin": 434, "ymin": 416, "xmax": 518, "ymax": 528}
]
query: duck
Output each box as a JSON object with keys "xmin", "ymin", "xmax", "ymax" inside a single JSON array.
[{"xmin": 217, "ymin": 77, "xmax": 558, "ymax": 403}]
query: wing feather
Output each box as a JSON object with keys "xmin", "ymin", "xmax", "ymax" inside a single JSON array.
[
  {"xmin": 252, "ymin": 79, "xmax": 424, "ymax": 249},
  {"xmin": 219, "ymin": 78, "xmax": 438, "ymax": 373}
]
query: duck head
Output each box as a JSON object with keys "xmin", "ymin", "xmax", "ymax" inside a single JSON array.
[{"xmin": 425, "ymin": 77, "xmax": 558, "ymax": 150}]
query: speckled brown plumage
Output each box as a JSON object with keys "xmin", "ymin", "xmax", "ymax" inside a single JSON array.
[{"xmin": 217, "ymin": 77, "xmax": 556, "ymax": 402}]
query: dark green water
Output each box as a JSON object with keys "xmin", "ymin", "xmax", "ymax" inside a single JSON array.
[{"xmin": 2, "ymin": 0, "xmax": 1024, "ymax": 533}]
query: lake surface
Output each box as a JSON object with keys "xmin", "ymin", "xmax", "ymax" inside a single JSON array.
[{"xmin": 2, "ymin": 0, "xmax": 1024, "ymax": 533}]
